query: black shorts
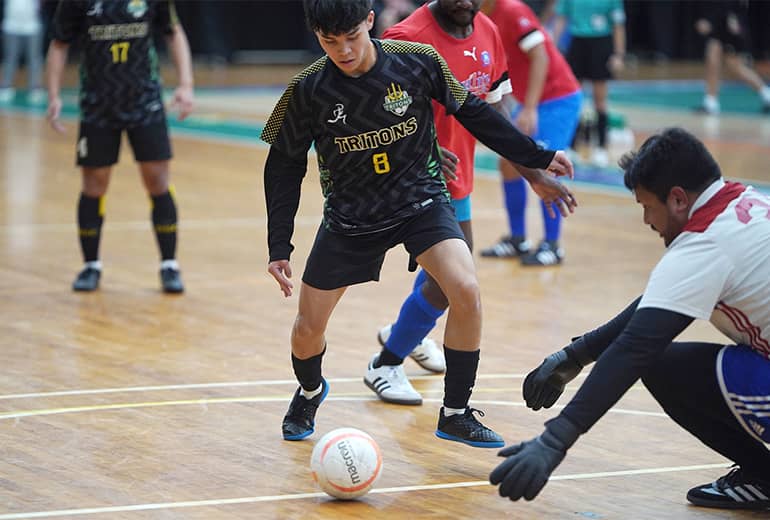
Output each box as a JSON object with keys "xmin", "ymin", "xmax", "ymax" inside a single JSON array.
[
  {"xmin": 302, "ymin": 200, "xmax": 464, "ymax": 290},
  {"xmin": 566, "ymin": 35, "xmax": 614, "ymax": 81},
  {"xmin": 703, "ymin": 16, "xmax": 749, "ymax": 54},
  {"xmin": 76, "ymin": 120, "xmax": 172, "ymax": 167}
]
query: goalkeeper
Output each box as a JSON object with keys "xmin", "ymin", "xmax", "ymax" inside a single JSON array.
[{"xmin": 489, "ymin": 127, "xmax": 770, "ymax": 511}]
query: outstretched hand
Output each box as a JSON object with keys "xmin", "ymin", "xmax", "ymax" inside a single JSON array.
[
  {"xmin": 490, "ymin": 417, "xmax": 580, "ymax": 501},
  {"xmin": 268, "ymin": 259, "xmax": 293, "ymax": 297},
  {"xmin": 528, "ymin": 173, "xmax": 578, "ymax": 219},
  {"xmin": 523, "ymin": 348, "xmax": 583, "ymax": 410},
  {"xmin": 489, "ymin": 432, "xmax": 566, "ymax": 501}
]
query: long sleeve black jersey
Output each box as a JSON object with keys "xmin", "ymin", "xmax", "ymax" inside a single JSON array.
[{"xmin": 261, "ymin": 39, "xmax": 554, "ymax": 262}]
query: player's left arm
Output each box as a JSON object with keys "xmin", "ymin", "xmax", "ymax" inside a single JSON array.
[
  {"xmin": 163, "ymin": 2, "xmax": 194, "ymax": 120},
  {"xmin": 491, "ymin": 307, "xmax": 694, "ymax": 501}
]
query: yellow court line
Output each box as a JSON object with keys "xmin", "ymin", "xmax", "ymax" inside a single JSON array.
[
  {"xmin": 0, "ymin": 395, "xmax": 666, "ymax": 421},
  {"xmin": 0, "ymin": 463, "xmax": 729, "ymax": 519}
]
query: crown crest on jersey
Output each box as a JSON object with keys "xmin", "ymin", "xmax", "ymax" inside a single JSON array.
[
  {"xmin": 127, "ymin": 0, "xmax": 148, "ymax": 18},
  {"xmin": 383, "ymin": 83, "xmax": 413, "ymax": 117}
]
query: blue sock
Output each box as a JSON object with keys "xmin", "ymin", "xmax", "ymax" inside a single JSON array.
[
  {"xmin": 540, "ymin": 199, "xmax": 562, "ymax": 242},
  {"xmin": 412, "ymin": 269, "xmax": 428, "ymax": 292},
  {"xmin": 386, "ymin": 283, "xmax": 445, "ymax": 360},
  {"xmin": 503, "ymin": 178, "xmax": 527, "ymax": 237}
]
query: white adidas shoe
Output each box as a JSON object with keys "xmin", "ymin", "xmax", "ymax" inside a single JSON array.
[
  {"xmin": 364, "ymin": 354, "xmax": 422, "ymax": 405},
  {"xmin": 378, "ymin": 324, "xmax": 446, "ymax": 373}
]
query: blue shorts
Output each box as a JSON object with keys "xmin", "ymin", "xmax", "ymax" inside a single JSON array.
[
  {"xmin": 451, "ymin": 195, "xmax": 471, "ymax": 223},
  {"xmin": 717, "ymin": 344, "xmax": 770, "ymax": 443},
  {"xmin": 511, "ymin": 91, "xmax": 582, "ymax": 150}
]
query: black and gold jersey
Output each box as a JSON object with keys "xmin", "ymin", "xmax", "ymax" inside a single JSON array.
[
  {"xmin": 262, "ymin": 39, "xmax": 465, "ymax": 236},
  {"xmin": 262, "ymin": 39, "xmax": 554, "ymax": 261},
  {"xmin": 52, "ymin": 0, "xmax": 179, "ymax": 127}
]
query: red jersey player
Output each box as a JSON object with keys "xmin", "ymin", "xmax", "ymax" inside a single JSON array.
[
  {"xmin": 365, "ymin": 0, "xmax": 576, "ymax": 410},
  {"xmin": 480, "ymin": 0, "xmax": 583, "ymax": 266}
]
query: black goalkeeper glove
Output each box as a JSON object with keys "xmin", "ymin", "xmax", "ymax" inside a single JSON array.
[
  {"xmin": 523, "ymin": 337, "xmax": 592, "ymax": 410},
  {"xmin": 489, "ymin": 416, "xmax": 581, "ymax": 501}
]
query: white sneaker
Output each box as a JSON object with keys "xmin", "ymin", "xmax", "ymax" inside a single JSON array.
[
  {"xmin": 364, "ymin": 354, "xmax": 423, "ymax": 405},
  {"xmin": 378, "ymin": 324, "xmax": 446, "ymax": 373}
]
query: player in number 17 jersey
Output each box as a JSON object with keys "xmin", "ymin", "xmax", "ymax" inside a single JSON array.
[{"xmin": 46, "ymin": 0, "xmax": 194, "ymax": 293}]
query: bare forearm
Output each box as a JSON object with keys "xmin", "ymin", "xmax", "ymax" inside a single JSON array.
[
  {"xmin": 167, "ymin": 26, "xmax": 193, "ymax": 88},
  {"xmin": 45, "ymin": 41, "xmax": 69, "ymax": 99}
]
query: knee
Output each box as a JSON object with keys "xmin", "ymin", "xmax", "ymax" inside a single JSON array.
[
  {"xmin": 292, "ymin": 313, "xmax": 324, "ymax": 343},
  {"xmin": 144, "ymin": 175, "xmax": 170, "ymax": 195},
  {"xmin": 81, "ymin": 177, "xmax": 108, "ymax": 197},
  {"xmin": 141, "ymin": 162, "xmax": 171, "ymax": 195},
  {"xmin": 641, "ymin": 358, "xmax": 677, "ymax": 405},
  {"xmin": 421, "ymin": 278, "xmax": 449, "ymax": 310},
  {"xmin": 446, "ymin": 278, "xmax": 481, "ymax": 315}
]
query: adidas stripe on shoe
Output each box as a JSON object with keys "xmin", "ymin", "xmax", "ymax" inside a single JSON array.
[
  {"xmin": 364, "ymin": 354, "xmax": 422, "ymax": 405},
  {"xmin": 687, "ymin": 466, "xmax": 770, "ymax": 510},
  {"xmin": 521, "ymin": 240, "xmax": 564, "ymax": 266},
  {"xmin": 480, "ymin": 235, "xmax": 531, "ymax": 258}
]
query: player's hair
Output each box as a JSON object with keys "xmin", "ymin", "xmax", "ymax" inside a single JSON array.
[
  {"xmin": 620, "ymin": 127, "xmax": 721, "ymax": 203},
  {"xmin": 304, "ymin": 0, "xmax": 373, "ymax": 35}
]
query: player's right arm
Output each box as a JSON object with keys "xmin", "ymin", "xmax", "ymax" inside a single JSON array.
[
  {"xmin": 263, "ymin": 146, "xmax": 307, "ymax": 297},
  {"xmin": 260, "ymin": 75, "xmax": 315, "ymax": 297},
  {"xmin": 46, "ymin": 1, "xmax": 82, "ymax": 133},
  {"xmin": 522, "ymin": 295, "xmax": 641, "ymax": 409}
]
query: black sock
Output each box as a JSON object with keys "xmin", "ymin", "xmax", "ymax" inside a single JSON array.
[
  {"xmin": 77, "ymin": 193, "xmax": 103, "ymax": 263},
  {"xmin": 375, "ymin": 348, "xmax": 403, "ymax": 367},
  {"xmin": 443, "ymin": 345, "xmax": 479, "ymax": 409},
  {"xmin": 151, "ymin": 190, "xmax": 177, "ymax": 261},
  {"xmin": 596, "ymin": 110, "xmax": 609, "ymax": 148},
  {"xmin": 291, "ymin": 347, "xmax": 325, "ymax": 392}
]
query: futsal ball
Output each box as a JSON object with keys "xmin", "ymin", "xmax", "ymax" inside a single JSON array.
[{"xmin": 310, "ymin": 427, "xmax": 383, "ymax": 500}]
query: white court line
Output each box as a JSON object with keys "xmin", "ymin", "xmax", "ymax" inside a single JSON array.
[
  {"xmin": 0, "ymin": 463, "xmax": 729, "ymax": 519},
  {"xmin": 0, "ymin": 373, "xmax": 546, "ymax": 400}
]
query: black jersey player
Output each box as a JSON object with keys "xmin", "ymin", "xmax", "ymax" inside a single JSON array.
[
  {"xmin": 46, "ymin": 0, "xmax": 194, "ymax": 293},
  {"xmin": 263, "ymin": 0, "xmax": 576, "ymax": 448}
]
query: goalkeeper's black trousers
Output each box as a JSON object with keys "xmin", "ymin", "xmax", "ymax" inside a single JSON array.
[{"xmin": 641, "ymin": 341, "xmax": 770, "ymax": 480}]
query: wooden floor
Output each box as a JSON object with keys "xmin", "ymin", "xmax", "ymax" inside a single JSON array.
[{"xmin": 1, "ymin": 65, "xmax": 769, "ymax": 519}]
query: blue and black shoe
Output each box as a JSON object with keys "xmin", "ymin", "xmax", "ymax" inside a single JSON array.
[
  {"xmin": 282, "ymin": 378, "xmax": 329, "ymax": 441},
  {"xmin": 435, "ymin": 407, "xmax": 504, "ymax": 448}
]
